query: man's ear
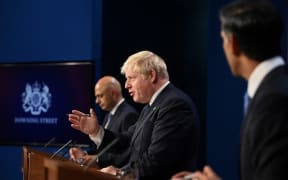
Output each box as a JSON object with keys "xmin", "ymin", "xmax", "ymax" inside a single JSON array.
[
  {"xmin": 231, "ymin": 34, "xmax": 240, "ymax": 55},
  {"xmin": 150, "ymin": 69, "xmax": 157, "ymax": 83}
]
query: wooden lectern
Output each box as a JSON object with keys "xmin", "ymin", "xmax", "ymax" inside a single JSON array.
[
  {"xmin": 22, "ymin": 146, "xmax": 61, "ymax": 180},
  {"xmin": 22, "ymin": 146, "xmax": 118, "ymax": 180},
  {"xmin": 44, "ymin": 158, "xmax": 118, "ymax": 180}
]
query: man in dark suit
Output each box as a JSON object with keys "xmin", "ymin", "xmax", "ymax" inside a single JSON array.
[
  {"xmin": 69, "ymin": 76, "xmax": 139, "ymax": 167},
  {"xmin": 68, "ymin": 50, "xmax": 199, "ymax": 179},
  {"xmin": 94, "ymin": 76, "xmax": 139, "ymax": 133},
  {"xmin": 172, "ymin": 1, "xmax": 288, "ymax": 180}
]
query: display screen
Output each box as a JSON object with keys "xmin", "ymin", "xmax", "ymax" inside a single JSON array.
[{"xmin": 0, "ymin": 61, "xmax": 94, "ymax": 147}]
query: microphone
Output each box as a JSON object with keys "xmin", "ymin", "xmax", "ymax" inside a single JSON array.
[
  {"xmin": 40, "ymin": 137, "xmax": 55, "ymax": 150},
  {"xmin": 50, "ymin": 139, "xmax": 73, "ymax": 159},
  {"xmin": 84, "ymin": 138, "xmax": 119, "ymax": 171},
  {"xmin": 60, "ymin": 139, "xmax": 80, "ymax": 159}
]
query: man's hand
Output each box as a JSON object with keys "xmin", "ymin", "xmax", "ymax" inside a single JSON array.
[
  {"xmin": 171, "ymin": 166, "xmax": 222, "ymax": 180},
  {"xmin": 100, "ymin": 165, "xmax": 118, "ymax": 175},
  {"xmin": 69, "ymin": 147, "xmax": 94, "ymax": 165},
  {"xmin": 68, "ymin": 108, "xmax": 100, "ymax": 136},
  {"xmin": 171, "ymin": 171, "xmax": 195, "ymax": 180},
  {"xmin": 69, "ymin": 147, "xmax": 86, "ymax": 160}
]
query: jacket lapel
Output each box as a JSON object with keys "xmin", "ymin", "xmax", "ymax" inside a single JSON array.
[{"xmin": 131, "ymin": 105, "xmax": 156, "ymax": 143}]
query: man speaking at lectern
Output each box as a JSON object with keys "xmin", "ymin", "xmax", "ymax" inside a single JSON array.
[{"xmin": 68, "ymin": 50, "xmax": 200, "ymax": 179}]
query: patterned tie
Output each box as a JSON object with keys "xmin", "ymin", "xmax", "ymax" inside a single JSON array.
[{"xmin": 104, "ymin": 113, "xmax": 112, "ymax": 129}]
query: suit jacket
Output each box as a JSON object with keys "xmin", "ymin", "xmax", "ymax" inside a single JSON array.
[
  {"xmin": 97, "ymin": 101, "xmax": 139, "ymax": 167},
  {"xmin": 100, "ymin": 83, "xmax": 199, "ymax": 179},
  {"xmin": 241, "ymin": 65, "xmax": 288, "ymax": 180},
  {"xmin": 102, "ymin": 101, "xmax": 139, "ymax": 133}
]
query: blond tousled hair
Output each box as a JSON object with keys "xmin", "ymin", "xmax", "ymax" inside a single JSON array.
[{"xmin": 120, "ymin": 50, "xmax": 169, "ymax": 79}]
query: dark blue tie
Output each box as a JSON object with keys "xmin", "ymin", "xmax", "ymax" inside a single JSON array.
[
  {"xmin": 104, "ymin": 113, "xmax": 112, "ymax": 129},
  {"xmin": 243, "ymin": 92, "xmax": 252, "ymax": 115}
]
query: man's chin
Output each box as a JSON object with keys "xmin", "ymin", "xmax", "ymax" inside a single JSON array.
[
  {"xmin": 133, "ymin": 97, "xmax": 143, "ymax": 104},
  {"xmin": 132, "ymin": 97, "xmax": 138, "ymax": 103}
]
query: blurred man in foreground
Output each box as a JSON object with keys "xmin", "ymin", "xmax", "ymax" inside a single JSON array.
[{"xmin": 172, "ymin": 1, "xmax": 288, "ymax": 180}]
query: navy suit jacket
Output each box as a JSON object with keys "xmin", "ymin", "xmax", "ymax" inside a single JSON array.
[
  {"xmin": 96, "ymin": 101, "xmax": 139, "ymax": 167},
  {"xmin": 102, "ymin": 101, "xmax": 139, "ymax": 133},
  {"xmin": 100, "ymin": 83, "xmax": 199, "ymax": 179},
  {"xmin": 241, "ymin": 65, "xmax": 288, "ymax": 180}
]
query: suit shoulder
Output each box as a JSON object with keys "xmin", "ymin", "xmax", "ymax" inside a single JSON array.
[
  {"xmin": 119, "ymin": 101, "xmax": 139, "ymax": 114},
  {"xmin": 155, "ymin": 84, "xmax": 197, "ymax": 111}
]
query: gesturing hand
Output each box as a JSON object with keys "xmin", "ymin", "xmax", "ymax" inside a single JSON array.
[{"xmin": 68, "ymin": 108, "xmax": 100, "ymax": 136}]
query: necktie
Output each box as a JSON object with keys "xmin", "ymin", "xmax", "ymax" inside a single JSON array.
[
  {"xmin": 243, "ymin": 92, "xmax": 252, "ymax": 115},
  {"xmin": 104, "ymin": 113, "xmax": 112, "ymax": 129}
]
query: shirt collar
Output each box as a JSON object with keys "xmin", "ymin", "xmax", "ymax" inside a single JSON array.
[
  {"xmin": 149, "ymin": 81, "xmax": 170, "ymax": 106},
  {"xmin": 248, "ymin": 56, "xmax": 285, "ymax": 98},
  {"xmin": 110, "ymin": 98, "xmax": 124, "ymax": 115}
]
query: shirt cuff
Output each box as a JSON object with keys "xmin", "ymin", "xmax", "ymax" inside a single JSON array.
[{"xmin": 89, "ymin": 126, "xmax": 104, "ymax": 147}]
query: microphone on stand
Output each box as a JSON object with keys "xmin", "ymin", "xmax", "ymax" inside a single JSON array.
[
  {"xmin": 84, "ymin": 138, "xmax": 119, "ymax": 171},
  {"xmin": 61, "ymin": 139, "xmax": 80, "ymax": 159},
  {"xmin": 50, "ymin": 139, "xmax": 73, "ymax": 159},
  {"xmin": 40, "ymin": 137, "xmax": 56, "ymax": 150}
]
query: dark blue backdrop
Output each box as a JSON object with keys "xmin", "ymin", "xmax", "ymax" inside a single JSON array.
[
  {"xmin": 0, "ymin": 0, "xmax": 287, "ymax": 179},
  {"xmin": 0, "ymin": 0, "xmax": 102, "ymax": 179}
]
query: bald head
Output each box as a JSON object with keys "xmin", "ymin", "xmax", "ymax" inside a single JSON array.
[{"xmin": 94, "ymin": 76, "xmax": 123, "ymax": 111}]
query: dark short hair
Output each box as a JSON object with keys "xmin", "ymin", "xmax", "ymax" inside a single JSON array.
[{"xmin": 219, "ymin": 1, "xmax": 283, "ymax": 61}]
